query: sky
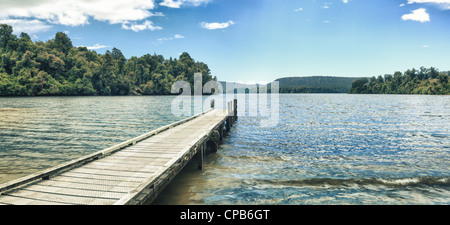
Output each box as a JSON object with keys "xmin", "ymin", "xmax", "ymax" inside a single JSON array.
[{"xmin": 1, "ymin": 0, "xmax": 450, "ymax": 83}]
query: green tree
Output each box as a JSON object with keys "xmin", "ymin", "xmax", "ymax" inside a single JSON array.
[
  {"xmin": 0, "ymin": 24, "xmax": 215, "ymax": 96},
  {"xmin": 350, "ymin": 67, "xmax": 449, "ymax": 95},
  {"xmin": 429, "ymin": 67, "xmax": 439, "ymax": 79},
  {"xmin": 438, "ymin": 73, "xmax": 448, "ymax": 84},
  {"xmin": 0, "ymin": 24, "xmax": 14, "ymax": 49},
  {"xmin": 47, "ymin": 32, "xmax": 73, "ymax": 55}
]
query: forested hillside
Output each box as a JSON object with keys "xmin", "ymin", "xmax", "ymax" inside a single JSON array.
[
  {"xmin": 349, "ymin": 67, "xmax": 449, "ymax": 95},
  {"xmin": 0, "ymin": 24, "xmax": 215, "ymax": 96},
  {"xmin": 276, "ymin": 76, "xmax": 358, "ymax": 93}
]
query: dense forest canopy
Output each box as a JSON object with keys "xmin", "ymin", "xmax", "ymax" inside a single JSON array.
[
  {"xmin": 276, "ymin": 76, "xmax": 358, "ymax": 93},
  {"xmin": 349, "ymin": 67, "xmax": 450, "ymax": 95},
  {"xmin": 0, "ymin": 24, "xmax": 215, "ymax": 96}
]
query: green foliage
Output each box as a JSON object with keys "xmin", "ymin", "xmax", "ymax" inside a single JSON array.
[
  {"xmin": 349, "ymin": 67, "xmax": 450, "ymax": 95},
  {"xmin": 0, "ymin": 24, "xmax": 214, "ymax": 96},
  {"xmin": 276, "ymin": 76, "xmax": 359, "ymax": 93}
]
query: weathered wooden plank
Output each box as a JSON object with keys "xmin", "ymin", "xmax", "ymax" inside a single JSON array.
[
  {"xmin": 119, "ymin": 149, "xmax": 182, "ymax": 154},
  {"xmin": 123, "ymin": 144, "xmax": 188, "ymax": 149},
  {"xmin": 22, "ymin": 184, "xmax": 124, "ymax": 200},
  {"xmin": 95, "ymin": 156, "xmax": 170, "ymax": 166},
  {"xmin": 0, "ymin": 194, "xmax": 72, "ymax": 205},
  {"xmin": 36, "ymin": 179, "xmax": 132, "ymax": 194},
  {"xmin": 85, "ymin": 158, "xmax": 164, "ymax": 168},
  {"xmin": 2, "ymin": 189, "xmax": 117, "ymax": 205},
  {"xmin": 139, "ymin": 138, "xmax": 200, "ymax": 144},
  {"xmin": 48, "ymin": 175, "xmax": 139, "ymax": 188},
  {"xmin": 111, "ymin": 151, "xmax": 179, "ymax": 159},
  {"xmin": 61, "ymin": 171, "xmax": 146, "ymax": 183},
  {"xmin": 114, "ymin": 167, "xmax": 168, "ymax": 205},
  {"xmin": 82, "ymin": 162, "xmax": 161, "ymax": 173},
  {"xmin": 65, "ymin": 167, "xmax": 154, "ymax": 178},
  {"xmin": 124, "ymin": 145, "xmax": 191, "ymax": 150},
  {"xmin": 59, "ymin": 163, "xmax": 161, "ymax": 187}
]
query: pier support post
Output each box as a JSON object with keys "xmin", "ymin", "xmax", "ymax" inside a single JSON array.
[
  {"xmin": 233, "ymin": 99, "xmax": 238, "ymax": 121},
  {"xmin": 197, "ymin": 144, "xmax": 204, "ymax": 170},
  {"xmin": 219, "ymin": 124, "xmax": 224, "ymax": 142},
  {"xmin": 208, "ymin": 130, "xmax": 220, "ymax": 153}
]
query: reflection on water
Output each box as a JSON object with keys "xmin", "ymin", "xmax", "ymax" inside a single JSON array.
[{"xmin": 1, "ymin": 94, "xmax": 449, "ymax": 205}]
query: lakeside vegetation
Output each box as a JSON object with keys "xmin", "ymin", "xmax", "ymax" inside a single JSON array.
[
  {"xmin": 0, "ymin": 24, "xmax": 215, "ymax": 96},
  {"xmin": 276, "ymin": 76, "xmax": 358, "ymax": 93},
  {"xmin": 349, "ymin": 67, "xmax": 450, "ymax": 95}
]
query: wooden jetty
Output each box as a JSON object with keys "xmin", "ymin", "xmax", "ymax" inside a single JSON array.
[{"xmin": 0, "ymin": 99, "xmax": 237, "ymax": 205}]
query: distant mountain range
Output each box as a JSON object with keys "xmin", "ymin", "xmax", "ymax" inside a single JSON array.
[{"xmin": 219, "ymin": 76, "xmax": 359, "ymax": 94}]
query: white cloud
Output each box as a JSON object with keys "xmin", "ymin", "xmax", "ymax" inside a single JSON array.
[
  {"xmin": 149, "ymin": 12, "xmax": 165, "ymax": 17},
  {"xmin": 407, "ymin": 0, "xmax": 450, "ymax": 9},
  {"xmin": 407, "ymin": 0, "xmax": 450, "ymax": 3},
  {"xmin": 422, "ymin": 44, "xmax": 430, "ymax": 48},
  {"xmin": 343, "ymin": 0, "xmax": 349, "ymax": 3},
  {"xmin": 200, "ymin": 20, "xmax": 234, "ymax": 30},
  {"xmin": 294, "ymin": 8, "xmax": 303, "ymax": 12},
  {"xmin": 174, "ymin": 34, "xmax": 185, "ymax": 39},
  {"xmin": 0, "ymin": 18, "xmax": 52, "ymax": 34},
  {"xmin": 83, "ymin": 44, "xmax": 110, "ymax": 50},
  {"xmin": 157, "ymin": 34, "xmax": 185, "ymax": 42},
  {"xmin": 160, "ymin": 0, "xmax": 183, "ymax": 8},
  {"xmin": 159, "ymin": 0, "xmax": 211, "ymax": 8},
  {"xmin": 401, "ymin": 8, "xmax": 431, "ymax": 22},
  {"xmin": 122, "ymin": 20, "xmax": 162, "ymax": 32},
  {"xmin": 0, "ymin": 0, "xmax": 157, "ymax": 27}
]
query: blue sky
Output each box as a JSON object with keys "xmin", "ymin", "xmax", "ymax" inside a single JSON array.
[{"xmin": 1, "ymin": 0, "xmax": 450, "ymax": 83}]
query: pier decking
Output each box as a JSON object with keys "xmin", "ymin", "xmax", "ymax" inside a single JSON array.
[{"xmin": 0, "ymin": 100, "xmax": 237, "ymax": 205}]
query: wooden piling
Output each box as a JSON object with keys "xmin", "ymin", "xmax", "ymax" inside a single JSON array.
[
  {"xmin": 207, "ymin": 130, "xmax": 220, "ymax": 153},
  {"xmin": 219, "ymin": 124, "xmax": 224, "ymax": 142},
  {"xmin": 234, "ymin": 98, "xmax": 238, "ymax": 121},
  {"xmin": 197, "ymin": 144, "xmax": 204, "ymax": 170}
]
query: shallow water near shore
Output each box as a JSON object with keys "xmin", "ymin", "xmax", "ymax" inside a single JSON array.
[{"xmin": 0, "ymin": 94, "xmax": 449, "ymax": 204}]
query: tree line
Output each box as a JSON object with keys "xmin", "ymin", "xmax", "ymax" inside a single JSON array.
[
  {"xmin": 349, "ymin": 67, "xmax": 449, "ymax": 95},
  {"xmin": 0, "ymin": 24, "xmax": 215, "ymax": 96},
  {"xmin": 276, "ymin": 76, "xmax": 358, "ymax": 93}
]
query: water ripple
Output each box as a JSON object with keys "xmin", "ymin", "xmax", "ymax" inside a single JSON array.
[{"xmin": 185, "ymin": 94, "xmax": 450, "ymax": 205}]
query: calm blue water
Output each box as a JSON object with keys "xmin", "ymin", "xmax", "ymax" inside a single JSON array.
[{"xmin": 1, "ymin": 94, "xmax": 449, "ymax": 204}]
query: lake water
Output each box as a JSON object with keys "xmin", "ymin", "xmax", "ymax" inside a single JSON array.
[
  {"xmin": 0, "ymin": 96, "xmax": 187, "ymax": 183},
  {"xmin": 1, "ymin": 94, "xmax": 449, "ymax": 204}
]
